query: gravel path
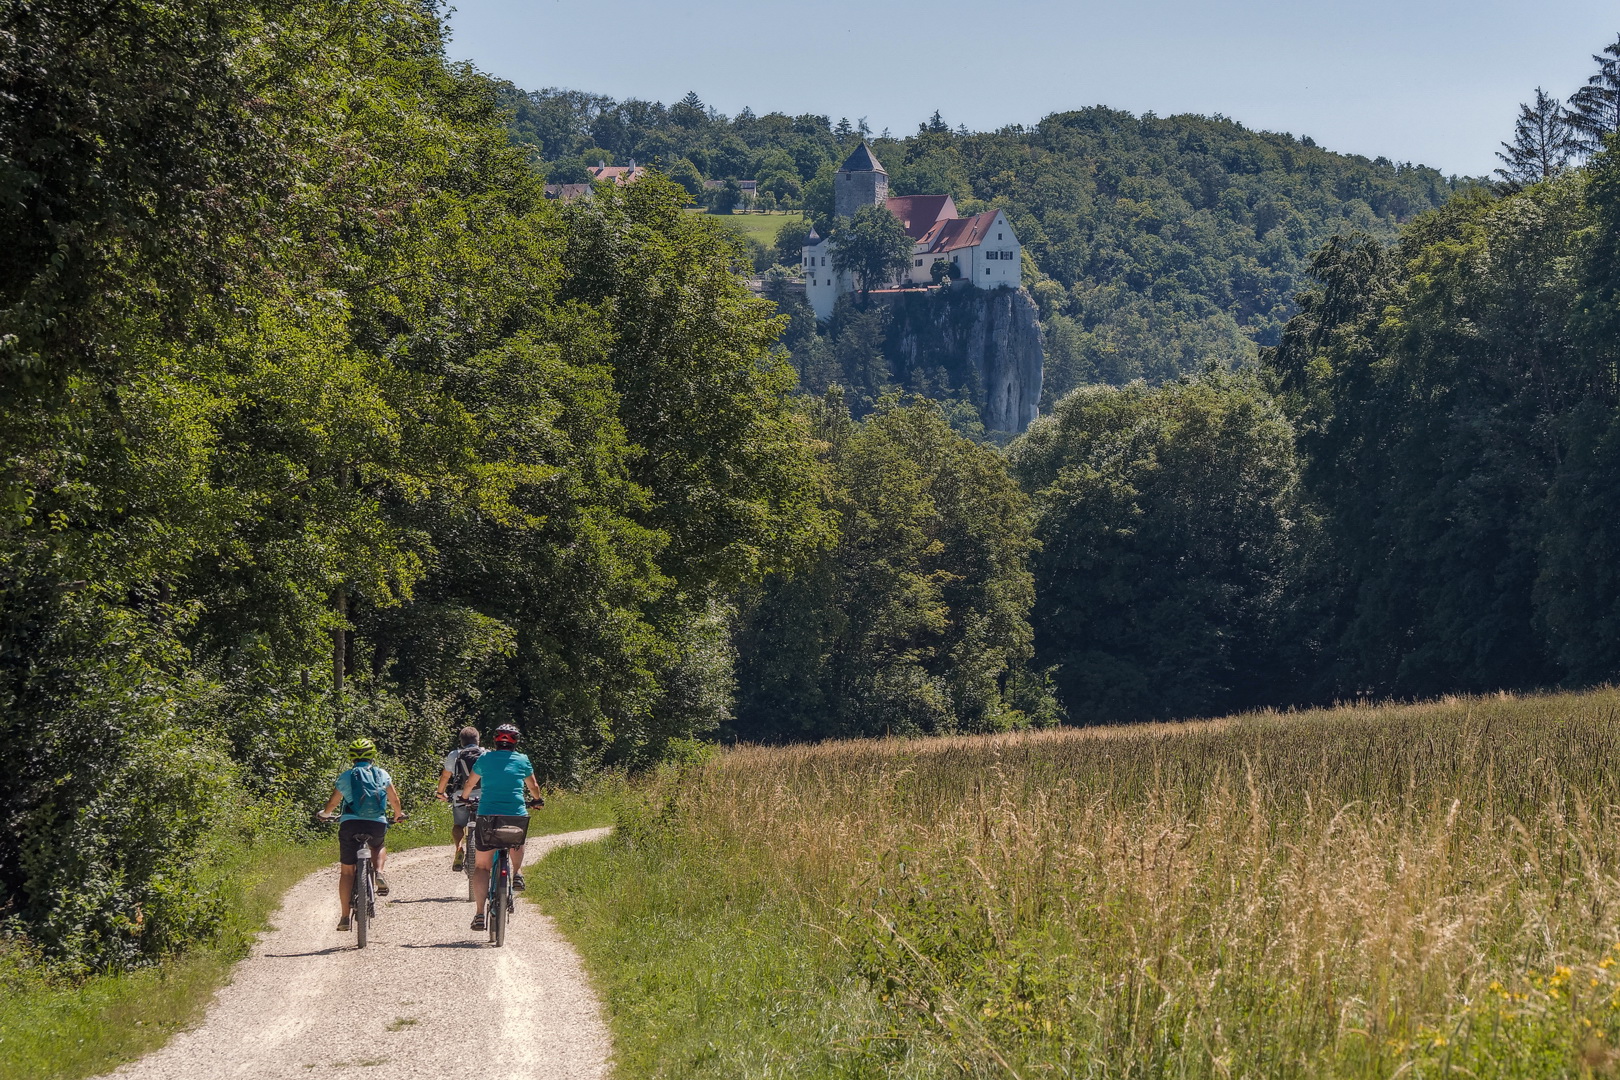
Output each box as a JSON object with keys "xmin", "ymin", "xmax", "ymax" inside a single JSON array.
[{"xmin": 108, "ymin": 829, "xmax": 612, "ymax": 1080}]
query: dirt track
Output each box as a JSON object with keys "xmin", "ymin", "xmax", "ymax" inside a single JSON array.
[{"xmin": 107, "ymin": 829, "xmax": 612, "ymax": 1080}]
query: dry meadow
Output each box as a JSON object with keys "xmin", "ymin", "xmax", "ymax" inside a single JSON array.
[{"xmin": 603, "ymin": 689, "xmax": 1620, "ymax": 1077}]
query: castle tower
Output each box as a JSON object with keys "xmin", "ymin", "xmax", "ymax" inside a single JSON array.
[{"xmin": 834, "ymin": 142, "xmax": 888, "ymax": 219}]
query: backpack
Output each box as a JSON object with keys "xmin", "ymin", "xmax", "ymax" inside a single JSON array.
[
  {"xmin": 342, "ymin": 763, "xmax": 390, "ymax": 819},
  {"xmin": 450, "ymin": 746, "xmax": 484, "ymax": 795}
]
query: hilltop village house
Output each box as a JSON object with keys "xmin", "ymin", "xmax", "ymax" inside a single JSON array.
[
  {"xmin": 802, "ymin": 143, "xmax": 1022, "ymax": 320},
  {"xmin": 544, "ymin": 160, "xmax": 651, "ymax": 201}
]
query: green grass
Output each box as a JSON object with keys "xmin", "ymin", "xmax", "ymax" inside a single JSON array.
[
  {"xmin": 534, "ymin": 690, "xmax": 1620, "ymax": 1079},
  {"xmin": 0, "ymin": 788, "xmax": 617, "ymax": 1080},
  {"xmin": 530, "ymin": 822, "xmax": 941, "ymax": 1080},
  {"xmin": 694, "ymin": 210, "xmax": 804, "ymax": 251}
]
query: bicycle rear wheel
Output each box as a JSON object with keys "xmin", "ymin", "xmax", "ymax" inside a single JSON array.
[
  {"xmin": 493, "ymin": 869, "xmax": 508, "ymax": 948},
  {"xmin": 488, "ymin": 851, "xmax": 507, "ymax": 947},
  {"xmin": 464, "ymin": 831, "xmax": 476, "ymax": 901},
  {"xmin": 354, "ymin": 860, "xmax": 370, "ymax": 949}
]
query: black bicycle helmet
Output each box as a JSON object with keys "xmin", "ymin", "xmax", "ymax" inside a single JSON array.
[{"xmin": 493, "ymin": 723, "xmax": 520, "ymax": 748}]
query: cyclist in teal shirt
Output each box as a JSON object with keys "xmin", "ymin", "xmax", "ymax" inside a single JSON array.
[
  {"xmin": 459, "ymin": 723, "xmax": 543, "ymax": 931},
  {"xmin": 318, "ymin": 738, "xmax": 405, "ymax": 931}
]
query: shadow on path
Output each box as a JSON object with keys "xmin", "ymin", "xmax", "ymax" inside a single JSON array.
[{"xmin": 398, "ymin": 941, "xmax": 485, "ymax": 950}]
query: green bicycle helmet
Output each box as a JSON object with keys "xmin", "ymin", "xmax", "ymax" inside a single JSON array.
[{"xmin": 348, "ymin": 737, "xmax": 378, "ymax": 761}]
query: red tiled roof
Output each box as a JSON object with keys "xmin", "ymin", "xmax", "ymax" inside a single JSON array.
[
  {"xmin": 885, "ymin": 195, "xmax": 958, "ymax": 240},
  {"xmin": 587, "ymin": 165, "xmax": 648, "ymax": 184},
  {"xmin": 921, "ymin": 210, "xmax": 1003, "ymax": 254}
]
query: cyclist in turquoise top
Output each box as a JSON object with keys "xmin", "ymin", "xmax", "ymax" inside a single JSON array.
[
  {"xmin": 459, "ymin": 723, "xmax": 543, "ymax": 931},
  {"xmin": 319, "ymin": 737, "xmax": 405, "ymax": 931}
]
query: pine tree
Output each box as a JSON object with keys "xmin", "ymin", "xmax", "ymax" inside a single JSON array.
[
  {"xmin": 1568, "ymin": 36, "xmax": 1620, "ymax": 155},
  {"xmin": 927, "ymin": 110, "xmax": 948, "ymax": 133},
  {"xmin": 1496, "ymin": 88, "xmax": 1575, "ymax": 187},
  {"xmin": 835, "ymin": 117, "xmax": 854, "ymax": 142}
]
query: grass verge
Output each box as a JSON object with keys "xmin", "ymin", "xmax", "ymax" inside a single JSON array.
[
  {"xmin": 0, "ymin": 837, "xmax": 328, "ymax": 1080},
  {"xmin": 0, "ymin": 788, "xmax": 617, "ymax": 1080},
  {"xmin": 530, "ymin": 823, "xmax": 940, "ymax": 1079}
]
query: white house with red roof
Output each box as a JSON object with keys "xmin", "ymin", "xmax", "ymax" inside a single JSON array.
[
  {"xmin": 587, "ymin": 159, "xmax": 649, "ymax": 185},
  {"xmin": 801, "ymin": 143, "xmax": 1021, "ymax": 320}
]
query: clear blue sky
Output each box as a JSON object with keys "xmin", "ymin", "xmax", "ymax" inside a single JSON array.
[{"xmin": 444, "ymin": 0, "xmax": 1618, "ymax": 178}]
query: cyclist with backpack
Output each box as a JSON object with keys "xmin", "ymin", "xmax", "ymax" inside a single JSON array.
[
  {"xmin": 459, "ymin": 723, "xmax": 543, "ymax": 932},
  {"xmin": 318, "ymin": 737, "xmax": 405, "ymax": 932},
  {"xmin": 434, "ymin": 726, "xmax": 484, "ymax": 871}
]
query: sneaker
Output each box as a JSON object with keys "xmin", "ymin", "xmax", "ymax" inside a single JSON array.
[
  {"xmin": 375, "ymin": 874, "xmax": 390, "ymax": 897},
  {"xmin": 470, "ymin": 913, "xmax": 486, "ymax": 931},
  {"xmin": 336, "ymin": 917, "xmax": 352, "ymax": 932},
  {"xmin": 451, "ymin": 851, "xmax": 464, "ymax": 872},
  {"xmin": 513, "ymin": 873, "xmax": 525, "ymax": 891}
]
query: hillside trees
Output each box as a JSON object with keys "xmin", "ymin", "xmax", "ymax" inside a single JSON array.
[
  {"xmin": 0, "ymin": 0, "xmax": 823, "ymax": 968},
  {"xmin": 1009, "ymin": 373, "xmax": 1308, "ymax": 721},
  {"xmin": 731, "ymin": 396, "xmax": 1053, "ymax": 741},
  {"xmin": 1265, "ymin": 161, "xmax": 1617, "ymax": 696}
]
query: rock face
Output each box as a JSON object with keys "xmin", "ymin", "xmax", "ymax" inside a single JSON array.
[{"xmin": 880, "ymin": 285, "xmax": 1044, "ymax": 433}]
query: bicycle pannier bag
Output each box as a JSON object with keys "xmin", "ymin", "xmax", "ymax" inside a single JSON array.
[
  {"xmin": 489, "ymin": 823, "xmax": 527, "ymax": 847},
  {"xmin": 477, "ymin": 816, "xmax": 529, "ymax": 848}
]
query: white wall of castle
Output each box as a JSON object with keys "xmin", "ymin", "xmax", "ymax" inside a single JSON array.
[{"xmin": 803, "ymin": 240, "xmax": 845, "ymax": 321}]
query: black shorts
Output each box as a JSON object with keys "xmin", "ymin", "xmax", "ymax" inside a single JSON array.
[
  {"xmin": 473, "ymin": 814, "xmax": 529, "ymax": 852},
  {"xmin": 338, "ymin": 819, "xmax": 388, "ymax": 866}
]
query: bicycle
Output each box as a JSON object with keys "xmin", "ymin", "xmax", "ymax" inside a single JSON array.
[
  {"xmin": 320, "ymin": 811, "xmax": 407, "ymax": 949},
  {"xmin": 481, "ymin": 800, "xmax": 541, "ymax": 948}
]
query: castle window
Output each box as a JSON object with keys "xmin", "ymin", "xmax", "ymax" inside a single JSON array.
[
  {"xmin": 914, "ymin": 259, "xmax": 923, "ymax": 266},
  {"xmin": 985, "ymin": 267, "xmax": 992, "ymax": 276}
]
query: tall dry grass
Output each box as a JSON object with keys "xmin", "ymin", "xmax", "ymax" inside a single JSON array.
[{"xmin": 626, "ymin": 690, "xmax": 1620, "ymax": 1077}]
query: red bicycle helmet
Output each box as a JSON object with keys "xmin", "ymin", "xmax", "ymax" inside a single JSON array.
[{"xmin": 493, "ymin": 723, "xmax": 520, "ymax": 748}]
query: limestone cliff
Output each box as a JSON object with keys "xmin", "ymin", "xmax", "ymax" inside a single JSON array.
[{"xmin": 878, "ymin": 285, "xmax": 1044, "ymax": 434}]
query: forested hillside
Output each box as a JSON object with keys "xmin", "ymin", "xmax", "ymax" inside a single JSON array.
[{"xmin": 500, "ymin": 86, "xmax": 1471, "ymax": 398}]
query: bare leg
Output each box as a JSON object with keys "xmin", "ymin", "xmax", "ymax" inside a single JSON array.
[
  {"xmin": 509, "ymin": 844, "xmax": 527, "ymax": 875},
  {"xmin": 451, "ymin": 824, "xmax": 465, "ymax": 847},
  {"xmin": 374, "ymin": 846, "xmax": 387, "ymax": 873},
  {"xmin": 338, "ymin": 865, "xmax": 356, "ymax": 919},
  {"xmin": 472, "ymin": 847, "xmax": 494, "ymax": 915}
]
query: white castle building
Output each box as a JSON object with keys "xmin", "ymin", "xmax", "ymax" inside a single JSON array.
[{"xmin": 802, "ymin": 142, "xmax": 1022, "ymax": 320}]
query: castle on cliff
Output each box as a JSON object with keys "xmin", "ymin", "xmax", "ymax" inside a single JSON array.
[{"xmin": 801, "ymin": 142, "xmax": 1023, "ymax": 321}]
